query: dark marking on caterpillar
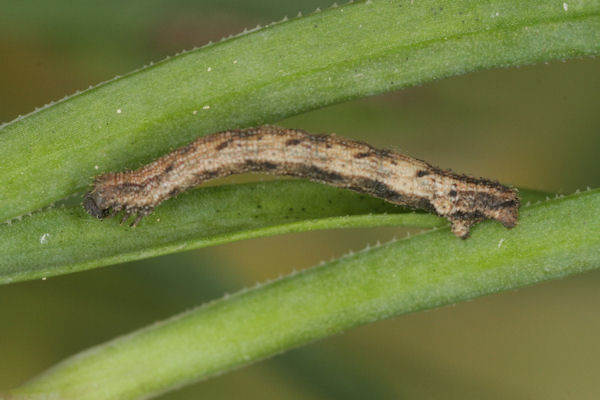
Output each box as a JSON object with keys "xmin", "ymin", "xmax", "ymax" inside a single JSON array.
[
  {"xmin": 84, "ymin": 125, "xmax": 520, "ymax": 238},
  {"xmin": 285, "ymin": 138, "xmax": 302, "ymax": 146},
  {"xmin": 244, "ymin": 160, "xmax": 278, "ymax": 171},
  {"xmin": 354, "ymin": 152, "xmax": 371, "ymax": 159},
  {"xmin": 215, "ymin": 140, "xmax": 231, "ymax": 151}
]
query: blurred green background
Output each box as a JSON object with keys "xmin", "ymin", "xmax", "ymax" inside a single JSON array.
[{"xmin": 1, "ymin": 1, "xmax": 599, "ymax": 399}]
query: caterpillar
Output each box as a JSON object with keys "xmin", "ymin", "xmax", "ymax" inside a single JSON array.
[{"xmin": 84, "ymin": 125, "xmax": 519, "ymax": 238}]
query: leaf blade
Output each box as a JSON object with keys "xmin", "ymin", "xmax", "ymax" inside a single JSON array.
[
  {"xmin": 7, "ymin": 189, "xmax": 599, "ymax": 400},
  {"xmin": 1, "ymin": 0, "xmax": 598, "ymax": 221}
]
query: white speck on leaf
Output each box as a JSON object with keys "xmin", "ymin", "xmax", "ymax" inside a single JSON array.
[
  {"xmin": 203, "ymin": 105, "xmax": 210, "ymax": 110},
  {"xmin": 207, "ymin": 67, "xmax": 212, "ymax": 72},
  {"xmin": 94, "ymin": 165, "xmax": 99, "ymax": 170},
  {"xmin": 40, "ymin": 233, "xmax": 50, "ymax": 244},
  {"xmin": 563, "ymin": 3, "xmax": 568, "ymax": 11},
  {"xmin": 498, "ymin": 238, "xmax": 504, "ymax": 248},
  {"xmin": 192, "ymin": 110, "xmax": 198, "ymax": 115},
  {"xmin": 116, "ymin": 108, "xmax": 122, "ymax": 114}
]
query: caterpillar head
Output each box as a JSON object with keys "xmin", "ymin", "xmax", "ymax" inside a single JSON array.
[{"xmin": 83, "ymin": 190, "xmax": 112, "ymax": 219}]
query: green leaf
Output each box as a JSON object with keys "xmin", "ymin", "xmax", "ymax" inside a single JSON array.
[
  {"xmin": 5, "ymin": 189, "xmax": 599, "ymax": 400},
  {"xmin": 2, "ymin": 0, "xmax": 599, "ymax": 398},
  {"xmin": 1, "ymin": 0, "xmax": 599, "ymax": 222},
  {"xmin": 0, "ymin": 181, "xmax": 445, "ymax": 285},
  {"xmin": 0, "ymin": 184, "xmax": 548, "ymax": 285}
]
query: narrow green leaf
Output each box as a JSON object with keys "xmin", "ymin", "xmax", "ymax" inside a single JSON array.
[
  {"xmin": 1, "ymin": 1, "xmax": 598, "ymax": 396},
  {"xmin": 0, "ymin": 181, "xmax": 444, "ymax": 285},
  {"xmin": 0, "ymin": 182, "xmax": 549, "ymax": 285},
  {"xmin": 6, "ymin": 189, "xmax": 599, "ymax": 400},
  {"xmin": 1, "ymin": 0, "xmax": 599, "ymax": 222}
]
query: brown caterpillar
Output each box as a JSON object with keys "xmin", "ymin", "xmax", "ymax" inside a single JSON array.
[{"xmin": 84, "ymin": 125, "xmax": 519, "ymax": 238}]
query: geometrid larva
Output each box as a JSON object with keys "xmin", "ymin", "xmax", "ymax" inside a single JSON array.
[{"xmin": 84, "ymin": 125, "xmax": 519, "ymax": 238}]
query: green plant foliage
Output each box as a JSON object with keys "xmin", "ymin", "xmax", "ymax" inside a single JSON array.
[
  {"xmin": 0, "ymin": 181, "xmax": 444, "ymax": 285},
  {"xmin": 1, "ymin": 0, "xmax": 598, "ymax": 222},
  {"xmin": 5, "ymin": 190, "xmax": 599, "ymax": 400},
  {"xmin": 1, "ymin": 0, "xmax": 599, "ymax": 398},
  {"xmin": 0, "ymin": 185, "xmax": 548, "ymax": 285}
]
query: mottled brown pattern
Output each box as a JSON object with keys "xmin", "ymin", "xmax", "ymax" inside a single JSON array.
[{"xmin": 84, "ymin": 125, "xmax": 519, "ymax": 238}]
